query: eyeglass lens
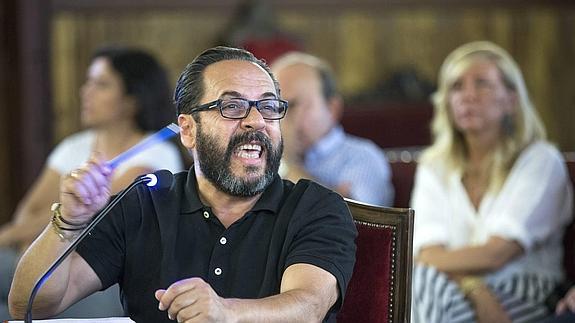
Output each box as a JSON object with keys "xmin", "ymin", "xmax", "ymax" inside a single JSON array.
[{"xmin": 220, "ymin": 99, "xmax": 286, "ymax": 119}]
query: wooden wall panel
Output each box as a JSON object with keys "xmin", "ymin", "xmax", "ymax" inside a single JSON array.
[
  {"xmin": 50, "ymin": 5, "xmax": 575, "ymax": 151},
  {"xmin": 51, "ymin": 11, "xmax": 228, "ymax": 142},
  {"xmin": 1, "ymin": 0, "xmax": 574, "ymax": 226}
]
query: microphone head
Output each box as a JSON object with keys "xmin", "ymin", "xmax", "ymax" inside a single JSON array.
[{"xmin": 142, "ymin": 169, "xmax": 174, "ymax": 190}]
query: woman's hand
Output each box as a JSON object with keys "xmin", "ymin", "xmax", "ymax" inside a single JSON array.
[
  {"xmin": 467, "ymin": 284, "xmax": 511, "ymax": 323},
  {"xmin": 556, "ymin": 286, "xmax": 575, "ymax": 315}
]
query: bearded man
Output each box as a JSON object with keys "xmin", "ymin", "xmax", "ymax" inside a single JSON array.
[{"xmin": 8, "ymin": 46, "xmax": 357, "ymax": 323}]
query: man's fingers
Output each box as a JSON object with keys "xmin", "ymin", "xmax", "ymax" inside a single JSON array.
[
  {"xmin": 59, "ymin": 156, "xmax": 113, "ymax": 222},
  {"xmin": 157, "ymin": 278, "xmax": 204, "ymax": 311},
  {"xmin": 62, "ymin": 171, "xmax": 92, "ymax": 205},
  {"xmin": 83, "ymin": 163, "xmax": 111, "ymax": 197},
  {"xmin": 156, "ymin": 278, "xmax": 228, "ymax": 323},
  {"xmin": 173, "ymin": 304, "xmax": 202, "ymax": 323},
  {"xmin": 168, "ymin": 293, "xmax": 200, "ymax": 322},
  {"xmin": 155, "ymin": 289, "xmax": 166, "ymax": 302}
]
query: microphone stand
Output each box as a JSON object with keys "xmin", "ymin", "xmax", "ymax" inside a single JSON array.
[{"xmin": 24, "ymin": 175, "xmax": 152, "ymax": 323}]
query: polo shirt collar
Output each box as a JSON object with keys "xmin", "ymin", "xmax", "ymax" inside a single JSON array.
[
  {"xmin": 250, "ymin": 174, "xmax": 284, "ymax": 213},
  {"xmin": 181, "ymin": 169, "xmax": 285, "ymax": 214},
  {"xmin": 306, "ymin": 125, "xmax": 345, "ymax": 163},
  {"xmin": 181, "ymin": 169, "xmax": 204, "ymax": 214}
]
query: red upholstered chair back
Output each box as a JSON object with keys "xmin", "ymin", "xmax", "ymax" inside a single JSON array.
[
  {"xmin": 389, "ymin": 160, "xmax": 418, "ymax": 208},
  {"xmin": 384, "ymin": 149, "xmax": 420, "ymax": 208},
  {"xmin": 338, "ymin": 199, "xmax": 414, "ymax": 323}
]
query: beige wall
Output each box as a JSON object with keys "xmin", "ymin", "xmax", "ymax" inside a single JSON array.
[{"xmin": 51, "ymin": 6, "xmax": 575, "ymax": 150}]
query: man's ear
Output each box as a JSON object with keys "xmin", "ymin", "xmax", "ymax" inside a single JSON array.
[
  {"xmin": 178, "ymin": 114, "xmax": 197, "ymax": 149},
  {"xmin": 327, "ymin": 95, "xmax": 344, "ymax": 123}
]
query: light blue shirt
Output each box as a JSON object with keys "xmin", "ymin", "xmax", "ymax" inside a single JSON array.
[{"xmin": 304, "ymin": 126, "xmax": 394, "ymax": 206}]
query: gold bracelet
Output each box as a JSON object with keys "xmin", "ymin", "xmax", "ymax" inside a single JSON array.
[
  {"xmin": 459, "ymin": 276, "xmax": 484, "ymax": 297},
  {"xmin": 51, "ymin": 213, "xmax": 81, "ymax": 242},
  {"xmin": 51, "ymin": 202, "xmax": 88, "ymax": 228},
  {"xmin": 50, "ymin": 203, "xmax": 84, "ymax": 242}
]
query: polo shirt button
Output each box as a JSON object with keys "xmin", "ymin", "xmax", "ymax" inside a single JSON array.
[
  {"xmin": 214, "ymin": 267, "xmax": 222, "ymax": 276},
  {"xmin": 203, "ymin": 211, "xmax": 209, "ymax": 219},
  {"xmin": 219, "ymin": 237, "xmax": 227, "ymax": 245}
]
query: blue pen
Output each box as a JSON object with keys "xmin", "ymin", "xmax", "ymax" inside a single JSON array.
[{"xmin": 107, "ymin": 123, "xmax": 180, "ymax": 169}]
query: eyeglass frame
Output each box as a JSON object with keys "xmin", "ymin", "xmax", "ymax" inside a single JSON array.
[{"xmin": 188, "ymin": 97, "xmax": 289, "ymax": 120}]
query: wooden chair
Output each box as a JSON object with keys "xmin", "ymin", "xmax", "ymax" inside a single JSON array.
[
  {"xmin": 337, "ymin": 198, "xmax": 414, "ymax": 323},
  {"xmin": 389, "ymin": 160, "xmax": 417, "ymax": 208},
  {"xmin": 384, "ymin": 149, "xmax": 420, "ymax": 207}
]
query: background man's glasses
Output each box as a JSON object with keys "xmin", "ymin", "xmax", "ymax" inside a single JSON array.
[{"xmin": 189, "ymin": 98, "xmax": 288, "ymax": 120}]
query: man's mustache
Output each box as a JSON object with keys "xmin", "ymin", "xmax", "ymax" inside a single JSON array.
[{"xmin": 227, "ymin": 131, "xmax": 273, "ymax": 154}]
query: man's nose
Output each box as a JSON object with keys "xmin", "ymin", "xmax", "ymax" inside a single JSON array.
[{"xmin": 240, "ymin": 106, "xmax": 266, "ymax": 131}]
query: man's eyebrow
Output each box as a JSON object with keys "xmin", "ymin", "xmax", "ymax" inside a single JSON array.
[
  {"xmin": 219, "ymin": 91, "xmax": 278, "ymax": 99},
  {"xmin": 220, "ymin": 91, "xmax": 243, "ymax": 98},
  {"xmin": 260, "ymin": 92, "xmax": 278, "ymax": 99}
]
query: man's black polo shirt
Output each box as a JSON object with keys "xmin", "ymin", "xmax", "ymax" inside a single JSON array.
[{"xmin": 76, "ymin": 170, "xmax": 357, "ymax": 322}]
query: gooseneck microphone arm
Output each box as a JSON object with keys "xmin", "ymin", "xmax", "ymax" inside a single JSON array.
[{"xmin": 24, "ymin": 174, "xmax": 156, "ymax": 323}]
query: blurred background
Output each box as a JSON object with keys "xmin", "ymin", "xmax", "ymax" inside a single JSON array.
[{"xmin": 1, "ymin": 0, "xmax": 574, "ymax": 225}]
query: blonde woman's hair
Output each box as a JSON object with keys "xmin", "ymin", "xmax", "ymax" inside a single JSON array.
[{"xmin": 421, "ymin": 41, "xmax": 546, "ymax": 190}]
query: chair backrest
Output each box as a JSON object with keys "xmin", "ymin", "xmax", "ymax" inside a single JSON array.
[
  {"xmin": 337, "ymin": 198, "xmax": 414, "ymax": 323},
  {"xmin": 384, "ymin": 149, "xmax": 420, "ymax": 207},
  {"xmin": 389, "ymin": 160, "xmax": 418, "ymax": 208}
]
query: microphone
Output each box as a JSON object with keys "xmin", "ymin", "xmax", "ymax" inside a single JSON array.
[{"xmin": 25, "ymin": 169, "xmax": 174, "ymax": 322}]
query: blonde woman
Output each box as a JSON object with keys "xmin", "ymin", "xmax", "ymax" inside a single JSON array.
[{"xmin": 411, "ymin": 41, "xmax": 573, "ymax": 322}]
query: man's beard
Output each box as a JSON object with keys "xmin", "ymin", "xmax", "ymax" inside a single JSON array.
[{"xmin": 195, "ymin": 123, "xmax": 283, "ymax": 197}]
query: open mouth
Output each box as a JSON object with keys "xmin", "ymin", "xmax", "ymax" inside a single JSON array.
[{"xmin": 235, "ymin": 142, "xmax": 263, "ymax": 159}]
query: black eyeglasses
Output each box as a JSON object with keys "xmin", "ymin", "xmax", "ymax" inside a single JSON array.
[{"xmin": 189, "ymin": 98, "xmax": 288, "ymax": 120}]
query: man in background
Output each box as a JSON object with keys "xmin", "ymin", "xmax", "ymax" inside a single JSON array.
[{"xmin": 272, "ymin": 52, "xmax": 394, "ymax": 206}]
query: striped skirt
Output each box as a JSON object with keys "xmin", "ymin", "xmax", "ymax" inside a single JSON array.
[{"xmin": 411, "ymin": 264, "xmax": 559, "ymax": 323}]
